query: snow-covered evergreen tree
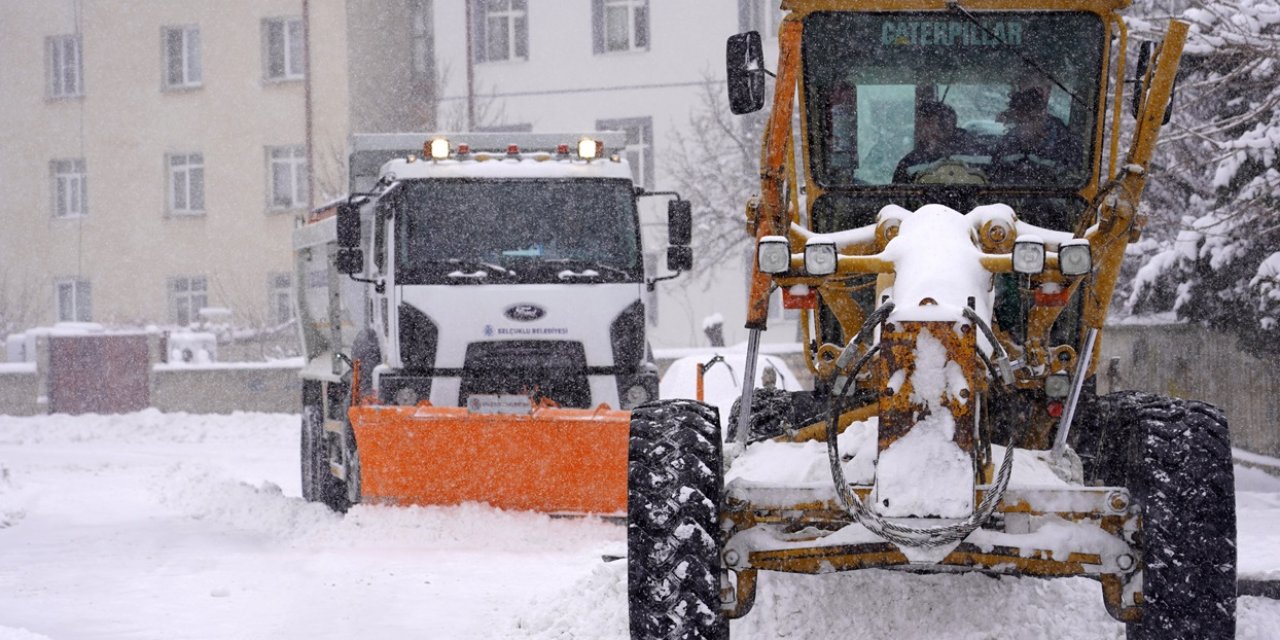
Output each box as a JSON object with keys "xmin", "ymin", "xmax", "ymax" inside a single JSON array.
[{"xmin": 1126, "ymin": 0, "xmax": 1280, "ymax": 359}]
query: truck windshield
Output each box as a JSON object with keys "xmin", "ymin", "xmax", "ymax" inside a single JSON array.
[
  {"xmin": 803, "ymin": 11, "xmax": 1105, "ymax": 189},
  {"xmin": 395, "ymin": 178, "xmax": 642, "ymax": 284}
]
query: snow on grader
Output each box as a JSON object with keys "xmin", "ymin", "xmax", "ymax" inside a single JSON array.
[
  {"xmin": 625, "ymin": 1, "xmax": 1236, "ymax": 639},
  {"xmin": 294, "ymin": 133, "xmax": 692, "ymax": 515}
]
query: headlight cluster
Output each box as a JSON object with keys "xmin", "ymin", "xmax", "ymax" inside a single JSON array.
[
  {"xmin": 756, "ymin": 236, "xmax": 841, "ymax": 276},
  {"xmin": 1012, "ymin": 235, "xmax": 1093, "ymax": 277}
]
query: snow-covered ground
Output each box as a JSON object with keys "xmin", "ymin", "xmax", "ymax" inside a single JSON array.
[{"xmin": 1, "ymin": 411, "xmax": 1279, "ymax": 639}]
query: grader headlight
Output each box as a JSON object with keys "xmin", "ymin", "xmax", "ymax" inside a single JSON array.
[
  {"xmin": 1045, "ymin": 372, "xmax": 1072, "ymax": 398},
  {"xmin": 1013, "ymin": 235, "xmax": 1046, "ymax": 275},
  {"xmin": 757, "ymin": 236, "xmax": 791, "ymax": 274},
  {"xmin": 804, "ymin": 240, "xmax": 837, "ymax": 276},
  {"xmin": 1058, "ymin": 239, "xmax": 1093, "ymax": 276}
]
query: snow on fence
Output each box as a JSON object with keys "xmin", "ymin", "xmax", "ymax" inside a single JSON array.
[{"xmin": 0, "ymin": 328, "xmax": 301, "ymax": 416}]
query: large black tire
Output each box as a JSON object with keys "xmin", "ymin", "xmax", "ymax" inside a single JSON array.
[
  {"xmin": 1084, "ymin": 391, "xmax": 1237, "ymax": 639},
  {"xmin": 726, "ymin": 387, "xmax": 792, "ymax": 444},
  {"xmin": 300, "ymin": 382, "xmax": 355, "ymax": 513},
  {"xmin": 628, "ymin": 400, "xmax": 728, "ymax": 640}
]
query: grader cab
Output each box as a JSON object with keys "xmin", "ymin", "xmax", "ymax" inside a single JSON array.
[{"xmin": 626, "ymin": 1, "xmax": 1236, "ymax": 639}]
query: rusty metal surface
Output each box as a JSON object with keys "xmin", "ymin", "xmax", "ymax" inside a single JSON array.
[
  {"xmin": 875, "ymin": 321, "xmax": 981, "ymax": 454},
  {"xmin": 48, "ymin": 334, "xmax": 150, "ymax": 415}
]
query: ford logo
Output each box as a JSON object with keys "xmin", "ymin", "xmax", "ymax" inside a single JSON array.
[{"xmin": 504, "ymin": 304, "xmax": 546, "ymax": 322}]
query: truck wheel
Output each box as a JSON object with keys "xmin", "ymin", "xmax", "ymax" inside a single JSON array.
[
  {"xmin": 301, "ymin": 385, "xmax": 349, "ymax": 512},
  {"xmin": 300, "ymin": 391, "xmax": 322, "ymax": 502},
  {"xmin": 726, "ymin": 387, "xmax": 792, "ymax": 443},
  {"xmin": 1094, "ymin": 392, "xmax": 1237, "ymax": 640},
  {"xmin": 628, "ymin": 400, "xmax": 728, "ymax": 640}
]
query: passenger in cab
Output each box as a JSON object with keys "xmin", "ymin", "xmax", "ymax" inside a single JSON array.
[
  {"xmin": 990, "ymin": 78, "xmax": 1084, "ymax": 183},
  {"xmin": 892, "ymin": 101, "xmax": 983, "ymax": 184}
]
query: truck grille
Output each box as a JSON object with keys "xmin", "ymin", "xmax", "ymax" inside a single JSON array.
[{"xmin": 459, "ymin": 341, "xmax": 591, "ymax": 408}]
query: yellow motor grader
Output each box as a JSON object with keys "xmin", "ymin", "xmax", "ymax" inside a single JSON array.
[{"xmin": 626, "ymin": 1, "xmax": 1236, "ymax": 639}]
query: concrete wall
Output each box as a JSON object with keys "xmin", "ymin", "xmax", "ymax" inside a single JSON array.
[
  {"xmin": 151, "ymin": 364, "xmax": 301, "ymax": 414},
  {"xmin": 0, "ymin": 365, "xmax": 42, "ymax": 416},
  {"xmin": 1098, "ymin": 324, "xmax": 1280, "ymax": 457}
]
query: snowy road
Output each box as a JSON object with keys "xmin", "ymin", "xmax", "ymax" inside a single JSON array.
[{"xmin": 1, "ymin": 411, "xmax": 1278, "ymax": 640}]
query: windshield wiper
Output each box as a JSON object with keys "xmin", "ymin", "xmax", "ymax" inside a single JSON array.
[
  {"xmin": 440, "ymin": 258, "xmax": 514, "ymax": 280},
  {"xmin": 541, "ymin": 258, "xmax": 631, "ymax": 280}
]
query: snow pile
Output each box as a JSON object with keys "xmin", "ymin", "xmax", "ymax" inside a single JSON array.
[
  {"xmin": 512, "ymin": 555, "xmax": 628, "ymax": 639},
  {"xmin": 874, "ymin": 331, "xmax": 973, "ymax": 518},
  {"xmin": 659, "ymin": 351, "xmax": 802, "ymax": 430}
]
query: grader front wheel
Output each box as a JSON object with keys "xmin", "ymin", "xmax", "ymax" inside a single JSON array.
[{"xmin": 627, "ymin": 399, "xmax": 728, "ymax": 640}]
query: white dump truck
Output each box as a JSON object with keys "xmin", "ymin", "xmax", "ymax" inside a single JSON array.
[{"xmin": 293, "ymin": 132, "xmax": 690, "ymax": 514}]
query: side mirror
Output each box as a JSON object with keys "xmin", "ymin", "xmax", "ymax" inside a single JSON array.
[
  {"xmin": 1131, "ymin": 40, "xmax": 1176, "ymax": 124},
  {"xmin": 726, "ymin": 32, "xmax": 766, "ymax": 115},
  {"xmin": 1131, "ymin": 41, "xmax": 1152, "ymax": 118},
  {"xmin": 667, "ymin": 246, "xmax": 692, "ymax": 272},
  {"xmin": 336, "ymin": 202, "xmax": 361, "ymax": 249},
  {"xmin": 668, "ymin": 199, "xmax": 692, "ymax": 247},
  {"xmin": 336, "ymin": 248, "xmax": 364, "ymax": 275}
]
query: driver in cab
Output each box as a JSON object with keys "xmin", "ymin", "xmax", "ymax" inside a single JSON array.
[
  {"xmin": 990, "ymin": 78, "xmax": 1083, "ymax": 183},
  {"xmin": 892, "ymin": 101, "xmax": 982, "ymax": 184}
]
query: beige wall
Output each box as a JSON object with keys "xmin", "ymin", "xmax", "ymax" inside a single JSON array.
[{"xmin": 0, "ymin": 0, "xmax": 310, "ymax": 330}]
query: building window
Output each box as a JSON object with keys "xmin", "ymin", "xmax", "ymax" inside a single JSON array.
[
  {"xmin": 472, "ymin": 0, "xmax": 527, "ymax": 63},
  {"xmin": 170, "ymin": 276, "xmax": 208, "ymax": 326},
  {"xmin": 267, "ymin": 146, "xmax": 308, "ymax": 210},
  {"xmin": 411, "ymin": 0, "xmax": 435, "ymax": 79},
  {"xmin": 163, "ymin": 26, "xmax": 202, "ymax": 89},
  {"xmin": 596, "ymin": 117, "xmax": 654, "ymax": 189},
  {"xmin": 168, "ymin": 153, "xmax": 205, "ymax": 215},
  {"xmin": 269, "ymin": 273, "xmax": 295, "ymax": 325},
  {"xmin": 56, "ymin": 278, "xmax": 91, "ymax": 323},
  {"xmin": 51, "ymin": 159, "xmax": 88, "ymax": 218},
  {"xmin": 593, "ymin": 0, "xmax": 649, "ymax": 54},
  {"xmin": 738, "ymin": 0, "xmax": 784, "ymax": 37},
  {"xmin": 263, "ymin": 17, "xmax": 305, "ymax": 81},
  {"xmin": 47, "ymin": 35, "xmax": 83, "ymax": 98}
]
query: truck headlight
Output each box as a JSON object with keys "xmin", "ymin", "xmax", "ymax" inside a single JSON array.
[
  {"xmin": 804, "ymin": 240, "xmax": 837, "ymax": 276},
  {"xmin": 1058, "ymin": 240, "xmax": 1093, "ymax": 276},
  {"xmin": 428, "ymin": 137, "xmax": 450, "ymax": 160},
  {"xmin": 757, "ymin": 236, "xmax": 790, "ymax": 274},
  {"xmin": 1045, "ymin": 372, "xmax": 1071, "ymax": 398},
  {"xmin": 1013, "ymin": 235, "xmax": 1046, "ymax": 275}
]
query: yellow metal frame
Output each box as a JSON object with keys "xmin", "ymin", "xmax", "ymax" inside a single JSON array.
[{"xmin": 728, "ymin": 0, "xmax": 1189, "ymax": 622}]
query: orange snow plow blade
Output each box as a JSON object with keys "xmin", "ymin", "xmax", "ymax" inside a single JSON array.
[{"xmin": 349, "ymin": 403, "xmax": 630, "ymax": 513}]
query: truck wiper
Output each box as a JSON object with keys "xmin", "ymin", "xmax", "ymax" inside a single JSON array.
[
  {"xmin": 540, "ymin": 258, "xmax": 631, "ymax": 279},
  {"xmin": 441, "ymin": 258, "xmax": 514, "ymax": 279}
]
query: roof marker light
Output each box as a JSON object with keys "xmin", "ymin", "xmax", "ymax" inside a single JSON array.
[
  {"xmin": 578, "ymin": 138, "xmax": 599, "ymax": 160},
  {"xmin": 507, "ymin": 144, "xmax": 520, "ymax": 157},
  {"xmin": 428, "ymin": 137, "xmax": 450, "ymax": 160},
  {"xmin": 556, "ymin": 143, "xmax": 570, "ymax": 156},
  {"xmin": 456, "ymin": 143, "xmax": 471, "ymax": 156}
]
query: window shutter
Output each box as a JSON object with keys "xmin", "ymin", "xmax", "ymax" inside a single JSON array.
[{"xmin": 592, "ymin": 0, "xmax": 604, "ymax": 54}]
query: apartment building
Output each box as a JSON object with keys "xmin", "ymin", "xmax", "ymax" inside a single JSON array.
[
  {"xmin": 311, "ymin": 0, "xmax": 796, "ymax": 349},
  {"xmin": 0, "ymin": 0, "xmax": 313, "ymax": 334},
  {"xmin": 0, "ymin": 0, "xmax": 793, "ymax": 351}
]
